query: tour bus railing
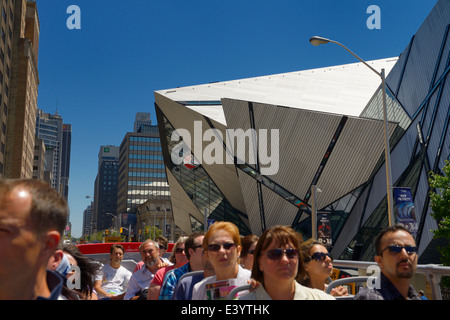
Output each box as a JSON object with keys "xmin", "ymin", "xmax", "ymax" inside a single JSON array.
[{"xmin": 332, "ymin": 259, "xmax": 450, "ymax": 300}]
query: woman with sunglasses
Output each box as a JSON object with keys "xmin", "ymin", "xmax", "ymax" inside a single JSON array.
[
  {"xmin": 299, "ymin": 239, "xmax": 348, "ymax": 297},
  {"xmin": 240, "ymin": 234, "xmax": 259, "ymax": 270},
  {"xmin": 240, "ymin": 226, "xmax": 334, "ymax": 300},
  {"xmin": 147, "ymin": 236, "xmax": 189, "ymax": 300},
  {"xmin": 192, "ymin": 221, "xmax": 251, "ymax": 300}
]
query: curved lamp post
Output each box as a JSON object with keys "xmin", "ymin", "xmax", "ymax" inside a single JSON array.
[{"xmin": 309, "ymin": 36, "xmax": 395, "ymax": 227}]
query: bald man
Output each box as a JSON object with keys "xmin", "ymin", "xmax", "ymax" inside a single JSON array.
[{"xmin": 0, "ymin": 179, "xmax": 68, "ymax": 300}]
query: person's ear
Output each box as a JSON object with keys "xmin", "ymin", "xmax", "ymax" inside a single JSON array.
[
  {"xmin": 42, "ymin": 231, "xmax": 61, "ymax": 258},
  {"xmin": 374, "ymin": 254, "xmax": 383, "ymax": 270}
]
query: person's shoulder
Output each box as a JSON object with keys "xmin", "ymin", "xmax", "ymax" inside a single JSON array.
[
  {"xmin": 295, "ymin": 282, "xmax": 335, "ymax": 300},
  {"xmin": 353, "ymin": 286, "xmax": 383, "ymax": 300},
  {"xmin": 193, "ymin": 275, "xmax": 215, "ymax": 290}
]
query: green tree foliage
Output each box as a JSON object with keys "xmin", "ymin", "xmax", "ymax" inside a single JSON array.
[{"xmin": 429, "ymin": 160, "xmax": 450, "ymax": 287}]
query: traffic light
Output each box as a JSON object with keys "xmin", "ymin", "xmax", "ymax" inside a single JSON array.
[{"xmin": 120, "ymin": 227, "xmax": 123, "ymax": 233}]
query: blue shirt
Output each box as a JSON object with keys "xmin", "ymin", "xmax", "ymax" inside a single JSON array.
[
  {"xmin": 172, "ymin": 272, "xmax": 205, "ymax": 300},
  {"xmin": 159, "ymin": 263, "xmax": 192, "ymax": 300},
  {"xmin": 36, "ymin": 270, "xmax": 64, "ymax": 300}
]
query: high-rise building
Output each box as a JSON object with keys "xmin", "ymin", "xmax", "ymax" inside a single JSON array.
[
  {"xmin": 93, "ymin": 145, "xmax": 119, "ymax": 232},
  {"xmin": 117, "ymin": 114, "xmax": 170, "ymax": 216},
  {"xmin": 61, "ymin": 123, "xmax": 72, "ymax": 200},
  {"xmin": 3, "ymin": 0, "xmax": 40, "ymax": 178},
  {"xmin": 82, "ymin": 201, "xmax": 94, "ymax": 237},
  {"xmin": 35, "ymin": 109, "xmax": 71, "ymax": 200},
  {"xmin": 134, "ymin": 112, "xmax": 152, "ymax": 132}
]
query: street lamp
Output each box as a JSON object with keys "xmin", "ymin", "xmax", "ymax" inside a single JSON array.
[
  {"xmin": 309, "ymin": 36, "xmax": 395, "ymax": 226},
  {"xmin": 106, "ymin": 212, "xmax": 118, "ymax": 232}
]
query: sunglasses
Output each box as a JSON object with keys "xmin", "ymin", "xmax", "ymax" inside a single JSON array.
[
  {"xmin": 265, "ymin": 248, "xmax": 299, "ymax": 260},
  {"xmin": 380, "ymin": 245, "xmax": 418, "ymax": 255},
  {"xmin": 207, "ymin": 243, "xmax": 236, "ymax": 252},
  {"xmin": 174, "ymin": 248, "xmax": 186, "ymax": 254},
  {"xmin": 306, "ymin": 252, "xmax": 333, "ymax": 262}
]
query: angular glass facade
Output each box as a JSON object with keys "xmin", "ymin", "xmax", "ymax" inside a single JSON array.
[{"xmin": 160, "ymin": 112, "xmax": 251, "ymax": 235}]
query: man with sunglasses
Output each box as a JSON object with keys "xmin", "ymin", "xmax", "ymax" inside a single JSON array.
[
  {"xmin": 354, "ymin": 225, "xmax": 421, "ymax": 300},
  {"xmin": 159, "ymin": 232, "xmax": 205, "ymax": 300}
]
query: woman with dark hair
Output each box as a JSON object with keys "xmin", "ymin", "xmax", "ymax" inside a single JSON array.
[
  {"xmin": 62, "ymin": 244, "xmax": 101, "ymax": 300},
  {"xmin": 299, "ymin": 239, "xmax": 347, "ymax": 297},
  {"xmin": 240, "ymin": 234, "xmax": 259, "ymax": 270},
  {"xmin": 239, "ymin": 226, "xmax": 334, "ymax": 300}
]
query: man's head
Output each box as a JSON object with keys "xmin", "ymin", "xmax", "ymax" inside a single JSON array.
[
  {"xmin": 139, "ymin": 239, "xmax": 160, "ymax": 268},
  {"xmin": 185, "ymin": 232, "xmax": 204, "ymax": 270},
  {"xmin": 110, "ymin": 243, "xmax": 125, "ymax": 266},
  {"xmin": 375, "ymin": 225, "xmax": 418, "ymax": 281},
  {"xmin": 0, "ymin": 179, "xmax": 68, "ymax": 299},
  {"xmin": 155, "ymin": 235, "xmax": 168, "ymax": 257}
]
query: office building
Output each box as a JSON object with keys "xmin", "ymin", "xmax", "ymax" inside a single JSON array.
[
  {"xmin": 154, "ymin": 0, "xmax": 449, "ymax": 263},
  {"xmin": 117, "ymin": 114, "xmax": 170, "ymax": 215},
  {"xmin": 3, "ymin": 0, "xmax": 40, "ymax": 178},
  {"xmin": 61, "ymin": 123, "xmax": 72, "ymax": 200},
  {"xmin": 93, "ymin": 145, "xmax": 119, "ymax": 231},
  {"xmin": 134, "ymin": 112, "xmax": 152, "ymax": 132},
  {"xmin": 35, "ymin": 109, "xmax": 71, "ymax": 200}
]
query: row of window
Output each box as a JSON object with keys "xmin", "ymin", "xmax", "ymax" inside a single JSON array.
[
  {"xmin": 129, "ymin": 163, "xmax": 165, "ymax": 169},
  {"xmin": 129, "ymin": 145, "xmax": 162, "ymax": 152},
  {"xmin": 128, "ymin": 171, "xmax": 166, "ymax": 178},
  {"xmin": 129, "ymin": 154, "xmax": 164, "ymax": 160},
  {"xmin": 130, "ymin": 136, "xmax": 160, "ymax": 143}
]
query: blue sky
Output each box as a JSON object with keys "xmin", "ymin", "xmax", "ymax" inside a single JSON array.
[{"xmin": 35, "ymin": 0, "xmax": 437, "ymax": 237}]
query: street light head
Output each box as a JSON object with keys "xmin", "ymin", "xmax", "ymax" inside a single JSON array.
[{"xmin": 309, "ymin": 36, "xmax": 331, "ymax": 46}]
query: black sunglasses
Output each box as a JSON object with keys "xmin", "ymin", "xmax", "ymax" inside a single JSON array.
[
  {"xmin": 174, "ymin": 248, "xmax": 186, "ymax": 254},
  {"xmin": 265, "ymin": 248, "xmax": 299, "ymax": 260},
  {"xmin": 207, "ymin": 243, "xmax": 236, "ymax": 252},
  {"xmin": 306, "ymin": 252, "xmax": 333, "ymax": 262},
  {"xmin": 380, "ymin": 245, "xmax": 418, "ymax": 255}
]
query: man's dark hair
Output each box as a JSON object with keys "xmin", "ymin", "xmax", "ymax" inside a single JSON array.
[
  {"xmin": 0, "ymin": 179, "xmax": 68, "ymax": 237},
  {"xmin": 375, "ymin": 224, "xmax": 414, "ymax": 255},
  {"xmin": 110, "ymin": 243, "xmax": 125, "ymax": 255},
  {"xmin": 185, "ymin": 232, "xmax": 204, "ymax": 260}
]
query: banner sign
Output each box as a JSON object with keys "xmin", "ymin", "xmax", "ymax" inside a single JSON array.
[
  {"xmin": 393, "ymin": 187, "xmax": 418, "ymax": 237},
  {"xmin": 317, "ymin": 212, "xmax": 332, "ymax": 246}
]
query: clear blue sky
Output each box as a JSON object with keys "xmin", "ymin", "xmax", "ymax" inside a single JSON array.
[{"xmin": 35, "ymin": 0, "xmax": 437, "ymax": 237}]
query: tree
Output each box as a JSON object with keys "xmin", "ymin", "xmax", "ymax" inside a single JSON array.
[
  {"xmin": 143, "ymin": 226, "xmax": 162, "ymax": 241},
  {"xmin": 429, "ymin": 160, "xmax": 450, "ymax": 287}
]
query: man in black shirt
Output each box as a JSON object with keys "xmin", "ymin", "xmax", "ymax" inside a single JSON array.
[{"xmin": 354, "ymin": 225, "xmax": 421, "ymax": 300}]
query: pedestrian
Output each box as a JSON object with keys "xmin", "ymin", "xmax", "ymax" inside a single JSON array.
[
  {"xmin": 192, "ymin": 221, "xmax": 251, "ymax": 300},
  {"xmin": 238, "ymin": 225, "xmax": 334, "ymax": 300},
  {"xmin": 354, "ymin": 225, "xmax": 421, "ymax": 300},
  {"xmin": 62, "ymin": 244, "xmax": 102, "ymax": 300},
  {"xmin": 418, "ymin": 290, "xmax": 429, "ymax": 300},
  {"xmin": 147, "ymin": 235, "xmax": 189, "ymax": 299},
  {"xmin": 0, "ymin": 179, "xmax": 68, "ymax": 300},
  {"xmin": 124, "ymin": 239, "xmax": 168, "ymax": 300},
  {"xmin": 94, "ymin": 243, "xmax": 132, "ymax": 299},
  {"xmin": 159, "ymin": 232, "xmax": 205, "ymax": 300},
  {"xmin": 172, "ymin": 249, "xmax": 215, "ymax": 300},
  {"xmin": 299, "ymin": 239, "xmax": 347, "ymax": 296},
  {"xmin": 133, "ymin": 235, "xmax": 171, "ymax": 273},
  {"xmin": 240, "ymin": 234, "xmax": 259, "ymax": 270}
]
